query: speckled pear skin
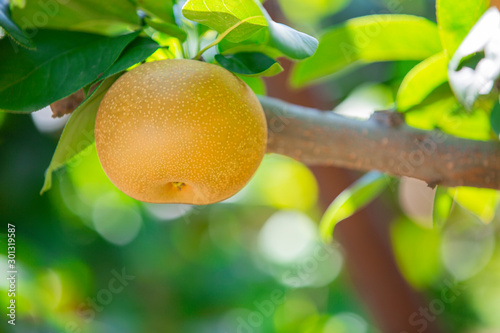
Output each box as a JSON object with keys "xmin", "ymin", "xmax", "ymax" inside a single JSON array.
[{"xmin": 95, "ymin": 59, "xmax": 267, "ymax": 204}]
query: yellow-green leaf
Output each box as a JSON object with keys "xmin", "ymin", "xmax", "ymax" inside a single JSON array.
[
  {"xmin": 291, "ymin": 15, "xmax": 442, "ymax": 87},
  {"xmin": 41, "ymin": 74, "xmax": 122, "ymax": 194},
  {"xmin": 397, "ymin": 52, "xmax": 448, "ymax": 112},
  {"xmin": 450, "ymin": 187, "xmax": 500, "ymax": 223},
  {"xmin": 436, "ymin": 0, "xmax": 489, "ymax": 57},
  {"xmin": 320, "ymin": 171, "xmax": 388, "ymax": 243}
]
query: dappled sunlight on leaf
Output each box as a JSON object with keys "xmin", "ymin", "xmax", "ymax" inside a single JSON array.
[
  {"xmin": 391, "ymin": 217, "xmax": 442, "ymax": 289},
  {"xmin": 451, "ymin": 186, "xmax": 500, "ymax": 223}
]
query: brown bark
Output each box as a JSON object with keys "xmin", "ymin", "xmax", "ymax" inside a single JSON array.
[
  {"xmin": 260, "ymin": 95, "xmax": 500, "ymax": 190},
  {"xmin": 50, "ymin": 90, "xmax": 85, "ymax": 118}
]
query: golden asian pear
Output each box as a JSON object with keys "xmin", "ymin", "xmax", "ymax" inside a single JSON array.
[{"xmin": 95, "ymin": 59, "xmax": 267, "ymax": 204}]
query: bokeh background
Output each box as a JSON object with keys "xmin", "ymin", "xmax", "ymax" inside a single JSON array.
[{"xmin": 1, "ymin": 0, "xmax": 500, "ymax": 332}]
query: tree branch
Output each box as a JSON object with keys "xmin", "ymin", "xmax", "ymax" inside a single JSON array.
[{"xmin": 260, "ymin": 96, "xmax": 500, "ymax": 190}]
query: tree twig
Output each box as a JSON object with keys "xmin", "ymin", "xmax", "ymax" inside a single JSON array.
[{"xmin": 259, "ymin": 96, "xmax": 500, "ymax": 190}]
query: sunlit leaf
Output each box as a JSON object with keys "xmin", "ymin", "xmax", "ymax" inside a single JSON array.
[
  {"xmin": 266, "ymin": 20, "xmax": 318, "ymax": 60},
  {"xmin": 182, "ymin": 0, "xmax": 317, "ymax": 59},
  {"xmin": 218, "ymin": 36, "xmax": 283, "ymax": 59},
  {"xmin": 432, "ymin": 186, "xmax": 455, "ymax": 229},
  {"xmin": 292, "ymin": 15, "xmax": 441, "ymax": 87},
  {"xmin": 41, "ymin": 74, "xmax": 122, "ymax": 194},
  {"xmin": 0, "ymin": 30, "xmax": 139, "ymax": 112},
  {"xmin": 391, "ymin": 217, "xmax": 442, "ymax": 289},
  {"xmin": 11, "ymin": 0, "xmax": 140, "ymax": 35},
  {"xmin": 397, "ymin": 52, "xmax": 448, "ymax": 112},
  {"xmin": 451, "ymin": 187, "xmax": 500, "ymax": 223},
  {"xmin": 215, "ymin": 52, "xmax": 283, "ymax": 76},
  {"xmin": 182, "ymin": 0, "xmax": 267, "ymax": 43},
  {"xmin": 0, "ymin": 0, "xmax": 33, "ymax": 48},
  {"xmin": 436, "ymin": 0, "xmax": 489, "ymax": 57},
  {"xmin": 404, "ymin": 86, "xmax": 492, "ymax": 141},
  {"xmin": 491, "ymin": 99, "xmax": 500, "ymax": 137},
  {"xmin": 320, "ymin": 171, "xmax": 389, "ymax": 242},
  {"xmin": 145, "ymin": 17, "xmax": 187, "ymax": 42},
  {"xmin": 134, "ymin": 0, "xmax": 175, "ymax": 23},
  {"xmin": 277, "ymin": 0, "xmax": 349, "ymax": 25}
]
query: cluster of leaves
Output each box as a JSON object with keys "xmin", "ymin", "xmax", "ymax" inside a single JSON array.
[
  {"xmin": 292, "ymin": 0, "xmax": 500, "ymax": 139},
  {"xmin": 308, "ymin": 0, "xmax": 500, "ymax": 241},
  {"xmin": 0, "ymin": 0, "xmax": 318, "ymax": 193}
]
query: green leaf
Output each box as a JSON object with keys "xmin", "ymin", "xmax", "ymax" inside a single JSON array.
[
  {"xmin": 41, "ymin": 74, "xmax": 122, "ymax": 194},
  {"xmin": 134, "ymin": 0, "xmax": 175, "ymax": 23},
  {"xmin": 391, "ymin": 217, "xmax": 441, "ymax": 289},
  {"xmin": 432, "ymin": 186, "xmax": 454, "ymax": 229},
  {"xmin": 96, "ymin": 37, "xmax": 161, "ymax": 83},
  {"xmin": 404, "ymin": 85, "xmax": 492, "ymax": 141},
  {"xmin": 218, "ymin": 37, "xmax": 283, "ymax": 59},
  {"xmin": 11, "ymin": 0, "xmax": 140, "ymax": 36},
  {"xmin": 182, "ymin": 0, "xmax": 317, "ymax": 59},
  {"xmin": 276, "ymin": 0, "xmax": 349, "ymax": 25},
  {"xmin": 491, "ymin": 99, "xmax": 500, "ymax": 137},
  {"xmin": 215, "ymin": 52, "xmax": 283, "ymax": 76},
  {"xmin": 0, "ymin": 29, "xmax": 139, "ymax": 112},
  {"xmin": 266, "ymin": 20, "xmax": 318, "ymax": 60},
  {"xmin": 451, "ymin": 187, "xmax": 500, "ymax": 223},
  {"xmin": 0, "ymin": 0, "xmax": 33, "ymax": 48},
  {"xmin": 145, "ymin": 17, "xmax": 187, "ymax": 42},
  {"xmin": 252, "ymin": 0, "xmax": 318, "ymax": 59},
  {"xmin": 436, "ymin": 0, "xmax": 489, "ymax": 57},
  {"xmin": 182, "ymin": 0, "xmax": 268, "ymax": 43},
  {"xmin": 291, "ymin": 15, "xmax": 442, "ymax": 87},
  {"xmin": 319, "ymin": 171, "xmax": 389, "ymax": 242},
  {"xmin": 397, "ymin": 52, "xmax": 449, "ymax": 112},
  {"xmin": 237, "ymin": 75, "xmax": 266, "ymax": 95}
]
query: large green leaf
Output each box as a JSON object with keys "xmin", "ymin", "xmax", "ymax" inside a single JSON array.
[
  {"xmin": 134, "ymin": 0, "xmax": 175, "ymax": 23},
  {"xmin": 0, "ymin": 29, "xmax": 139, "ymax": 112},
  {"xmin": 215, "ymin": 52, "xmax": 283, "ymax": 76},
  {"xmin": 41, "ymin": 74, "xmax": 122, "ymax": 194},
  {"xmin": 182, "ymin": 0, "xmax": 317, "ymax": 59},
  {"xmin": 96, "ymin": 37, "xmax": 161, "ymax": 83},
  {"xmin": 291, "ymin": 15, "xmax": 442, "ymax": 87},
  {"xmin": 182, "ymin": 0, "xmax": 267, "ymax": 43},
  {"xmin": 0, "ymin": 0, "xmax": 33, "ymax": 48},
  {"xmin": 266, "ymin": 20, "xmax": 318, "ymax": 60},
  {"xmin": 397, "ymin": 52, "xmax": 448, "ymax": 112},
  {"xmin": 319, "ymin": 171, "xmax": 389, "ymax": 242},
  {"xmin": 436, "ymin": 0, "xmax": 489, "ymax": 57},
  {"xmin": 11, "ymin": 0, "xmax": 140, "ymax": 35},
  {"xmin": 253, "ymin": 0, "xmax": 318, "ymax": 59}
]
